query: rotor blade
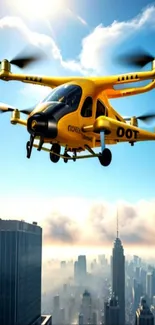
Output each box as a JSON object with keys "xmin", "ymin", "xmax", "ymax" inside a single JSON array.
[
  {"xmin": 0, "ymin": 103, "xmax": 34, "ymax": 115},
  {"xmin": 10, "ymin": 55, "xmax": 43, "ymax": 69},
  {"xmin": 123, "ymin": 113, "xmax": 155, "ymax": 123},
  {"xmin": 137, "ymin": 113, "xmax": 155, "ymax": 121},
  {"xmin": 0, "ymin": 103, "xmax": 16, "ymax": 113},
  {"xmin": 20, "ymin": 108, "xmax": 34, "ymax": 115},
  {"xmin": 115, "ymin": 48, "xmax": 154, "ymax": 68},
  {"xmin": 10, "ymin": 47, "xmax": 47, "ymax": 69}
]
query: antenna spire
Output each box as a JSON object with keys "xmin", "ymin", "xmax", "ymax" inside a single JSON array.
[{"xmin": 117, "ymin": 208, "xmax": 119, "ymax": 238}]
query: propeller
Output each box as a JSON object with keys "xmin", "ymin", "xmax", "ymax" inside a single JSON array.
[
  {"xmin": 115, "ymin": 48, "xmax": 154, "ymax": 68},
  {"xmin": 124, "ymin": 112, "xmax": 155, "ymax": 123},
  {"xmin": 0, "ymin": 46, "xmax": 47, "ymax": 69},
  {"xmin": 0, "ymin": 103, "xmax": 33, "ymax": 115}
]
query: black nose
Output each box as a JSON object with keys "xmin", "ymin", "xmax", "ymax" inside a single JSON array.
[{"xmin": 27, "ymin": 113, "xmax": 57, "ymax": 138}]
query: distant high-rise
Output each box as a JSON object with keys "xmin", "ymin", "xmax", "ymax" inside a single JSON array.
[
  {"xmin": 81, "ymin": 290, "xmax": 92, "ymax": 325},
  {"xmin": 133, "ymin": 280, "xmax": 143, "ymax": 313},
  {"xmin": 0, "ymin": 219, "xmax": 42, "ymax": 325},
  {"xmin": 60, "ymin": 261, "xmax": 66, "ymax": 269},
  {"xmin": 74, "ymin": 261, "xmax": 79, "ymax": 282},
  {"xmin": 146, "ymin": 273, "xmax": 153, "ymax": 305},
  {"xmin": 52, "ymin": 295, "xmax": 60, "ymax": 325},
  {"xmin": 78, "ymin": 255, "xmax": 87, "ymax": 276},
  {"xmin": 104, "ymin": 294, "xmax": 120, "ymax": 325},
  {"xmin": 92, "ymin": 311, "xmax": 97, "ymax": 325},
  {"xmin": 135, "ymin": 296, "xmax": 154, "ymax": 325},
  {"xmin": 112, "ymin": 210, "xmax": 125, "ymax": 325},
  {"xmin": 140, "ymin": 267, "xmax": 147, "ymax": 293},
  {"xmin": 75, "ymin": 255, "xmax": 87, "ymax": 284},
  {"xmin": 78, "ymin": 313, "xmax": 84, "ymax": 325}
]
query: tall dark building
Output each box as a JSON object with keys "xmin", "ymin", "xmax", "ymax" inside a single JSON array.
[
  {"xmin": 112, "ymin": 217, "xmax": 125, "ymax": 325},
  {"xmin": 135, "ymin": 296, "xmax": 154, "ymax": 325},
  {"xmin": 104, "ymin": 294, "xmax": 120, "ymax": 325},
  {"xmin": 0, "ymin": 219, "xmax": 42, "ymax": 325}
]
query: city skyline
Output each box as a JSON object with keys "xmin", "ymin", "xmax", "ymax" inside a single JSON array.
[{"xmin": 0, "ymin": 0, "xmax": 155, "ymax": 260}]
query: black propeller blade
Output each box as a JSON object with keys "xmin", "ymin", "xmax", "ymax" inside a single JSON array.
[
  {"xmin": 115, "ymin": 48, "xmax": 154, "ymax": 68},
  {"xmin": 0, "ymin": 103, "xmax": 34, "ymax": 115},
  {"xmin": 0, "ymin": 46, "xmax": 47, "ymax": 69},
  {"xmin": 124, "ymin": 112, "xmax": 155, "ymax": 123}
]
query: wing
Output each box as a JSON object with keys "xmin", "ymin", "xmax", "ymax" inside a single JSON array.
[{"xmin": 82, "ymin": 116, "xmax": 155, "ymax": 143}]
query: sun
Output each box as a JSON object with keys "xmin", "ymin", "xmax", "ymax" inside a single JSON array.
[{"xmin": 9, "ymin": 0, "xmax": 67, "ymax": 20}]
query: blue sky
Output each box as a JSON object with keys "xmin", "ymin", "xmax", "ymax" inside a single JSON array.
[{"xmin": 0, "ymin": 0, "xmax": 155, "ymax": 255}]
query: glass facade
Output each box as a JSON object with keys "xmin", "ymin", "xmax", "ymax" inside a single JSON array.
[{"xmin": 0, "ymin": 220, "xmax": 42, "ymax": 325}]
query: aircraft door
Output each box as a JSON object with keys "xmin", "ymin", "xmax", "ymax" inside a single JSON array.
[
  {"xmin": 96, "ymin": 99, "xmax": 108, "ymax": 118},
  {"xmin": 80, "ymin": 96, "xmax": 93, "ymax": 120}
]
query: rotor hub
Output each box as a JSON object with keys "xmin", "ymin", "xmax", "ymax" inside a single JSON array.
[
  {"xmin": 11, "ymin": 109, "xmax": 20, "ymax": 124},
  {"xmin": 0, "ymin": 59, "xmax": 11, "ymax": 73},
  {"xmin": 130, "ymin": 116, "xmax": 138, "ymax": 127}
]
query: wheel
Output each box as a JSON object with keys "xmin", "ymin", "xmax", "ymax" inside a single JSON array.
[
  {"xmin": 50, "ymin": 143, "xmax": 61, "ymax": 163},
  {"xmin": 98, "ymin": 148, "xmax": 112, "ymax": 166}
]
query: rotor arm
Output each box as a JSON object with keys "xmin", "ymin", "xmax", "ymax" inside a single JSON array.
[
  {"xmin": 0, "ymin": 71, "xmax": 74, "ymax": 88},
  {"xmin": 93, "ymin": 69, "xmax": 155, "ymax": 91},
  {"xmin": 105, "ymin": 80, "xmax": 155, "ymax": 99}
]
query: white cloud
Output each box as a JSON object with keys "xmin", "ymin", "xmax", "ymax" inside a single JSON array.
[
  {"xmin": 20, "ymin": 84, "xmax": 52, "ymax": 102},
  {"xmin": 79, "ymin": 5, "xmax": 155, "ymax": 72},
  {"xmin": 0, "ymin": 16, "xmax": 89, "ymax": 75},
  {"xmin": 1, "ymin": 196, "xmax": 155, "ymax": 253},
  {"xmin": 0, "ymin": 5, "xmax": 155, "ymax": 77}
]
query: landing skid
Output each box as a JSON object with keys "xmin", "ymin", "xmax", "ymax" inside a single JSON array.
[
  {"xmin": 32, "ymin": 142, "xmax": 112, "ymax": 167},
  {"xmin": 33, "ymin": 144, "xmax": 99, "ymax": 160}
]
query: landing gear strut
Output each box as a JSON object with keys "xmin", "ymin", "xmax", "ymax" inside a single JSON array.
[
  {"xmin": 63, "ymin": 147, "xmax": 70, "ymax": 163},
  {"xmin": 98, "ymin": 130, "xmax": 112, "ymax": 166},
  {"xmin": 50, "ymin": 143, "xmax": 61, "ymax": 163},
  {"xmin": 26, "ymin": 135, "xmax": 35, "ymax": 159}
]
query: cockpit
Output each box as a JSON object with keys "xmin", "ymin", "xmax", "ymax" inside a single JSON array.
[{"xmin": 41, "ymin": 84, "xmax": 82, "ymax": 112}]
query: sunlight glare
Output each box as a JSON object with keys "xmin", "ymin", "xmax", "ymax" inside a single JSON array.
[{"xmin": 11, "ymin": 0, "xmax": 67, "ymax": 20}]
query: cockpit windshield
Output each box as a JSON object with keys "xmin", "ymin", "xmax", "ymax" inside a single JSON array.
[{"xmin": 41, "ymin": 84, "xmax": 82, "ymax": 111}]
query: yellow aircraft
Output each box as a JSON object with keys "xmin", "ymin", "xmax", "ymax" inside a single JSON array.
[{"xmin": 1, "ymin": 48, "xmax": 155, "ymax": 167}]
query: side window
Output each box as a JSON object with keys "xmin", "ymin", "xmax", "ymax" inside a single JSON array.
[
  {"xmin": 81, "ymin": 97, "xmax": 93, "ymax": 118},
  {"xmin": 96, "ymin": 100, "xmax": 107, "ymax": 118}
]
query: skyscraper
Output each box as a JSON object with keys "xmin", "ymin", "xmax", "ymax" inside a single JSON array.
[
  {"xmin": 133, "ymin": 280, "xmax": 143, "ymax": 313},
  {"xmin": 135, "ymin": 296, "xmax": 154, "ymax": 325},
  {"xmin": 146, "ymin": 272, "xmax": 153, "ymax": 305},
  {"xmin": 78, "ymin": 255, "xmax": 87, "ymax": 276},
  {"xmin": 81, "ymin": 290, "xmax": 92, "ymax": 325},
  {"xmin": 104, "ymin": 294, "xmax": 120, "ymax": 325},
  {"xmin": 52, "ymin": 295, "xmax": 60, "ymax": 325},
  {"xmin": 0, "ymin": 219, "xmax": 42, "ymax": 325},
  {"xmin": 74, "ymin": 260, "xmax": 79, "ymax": 282},
  {"xmin": 75, "ymin": 255, "xmax": 87, "ymax": 284},
  {"xmin": 112, "ymin": 211, "xmax": 125, "ymax": 325}
]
